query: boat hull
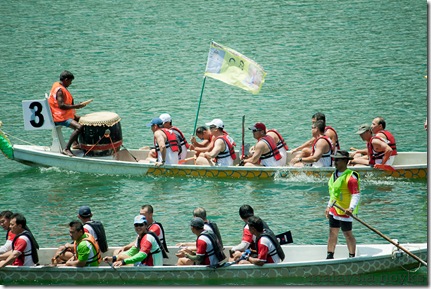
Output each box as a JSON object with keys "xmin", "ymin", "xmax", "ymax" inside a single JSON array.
[
  {"xmin": 0, "ymin": 244, "xmax": 426, "ymax": 285},
  {"xmin": 11, "ymin": 145, "xmax": 427, "ymax": 179}
]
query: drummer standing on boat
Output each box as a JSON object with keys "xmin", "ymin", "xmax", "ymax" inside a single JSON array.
[
  {"xmin": 325, "ymin": 150, "xmax": 360, "ymax": 260},
  {"xmin": 48, "ymin": 70, "xmax": 89, "ymax": 157}
]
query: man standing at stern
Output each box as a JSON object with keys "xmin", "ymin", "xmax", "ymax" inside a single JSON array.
[{"xmin": 325, "ymin": 150, "xmax": 360, "ymax": 260}]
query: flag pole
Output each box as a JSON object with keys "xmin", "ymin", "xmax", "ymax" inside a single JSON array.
[{"xmin": 192, "ymin": 76, "xmax": 207, "ymax": 136}]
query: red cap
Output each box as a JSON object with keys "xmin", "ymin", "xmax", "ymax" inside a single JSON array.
[{"xmin": 249, "ymin": 122, "xmax": 266, "ymax": 131}]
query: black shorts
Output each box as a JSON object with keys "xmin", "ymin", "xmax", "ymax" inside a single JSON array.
[{"xmin": 328, "ymin": 214, "xmax": 352, "ymax": 232}]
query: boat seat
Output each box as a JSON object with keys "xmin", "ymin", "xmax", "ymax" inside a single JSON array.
[
  {"xmin": 43, "ymin": 93, "xmax": 67, "ymax": 153},
  {"xmin": 51, "ymin": 126, "xmax": 66, "ymax": 153}
]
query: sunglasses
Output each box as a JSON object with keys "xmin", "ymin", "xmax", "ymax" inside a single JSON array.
[{"xmin": 134, "ymin": 223, "xmax": 145, "ymax": 227}]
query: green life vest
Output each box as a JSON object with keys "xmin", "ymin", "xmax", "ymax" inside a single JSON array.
[{"xmin": 328, "ymin": 169, "xmax": 360, "ymax": 215}]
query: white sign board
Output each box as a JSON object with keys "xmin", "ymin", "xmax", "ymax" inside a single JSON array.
[{"xmin": 22, "ymin": 99, "xmax": 54, "ymax": 130}]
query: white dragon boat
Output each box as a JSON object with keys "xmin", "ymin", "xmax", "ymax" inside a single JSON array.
[
  {"xmin": 0, "ymin": 98, "xmax": 427, "ymax": 180},
  {"xmin": 0, "ymin": 243, "xmax": 426, "ymax": 285}
]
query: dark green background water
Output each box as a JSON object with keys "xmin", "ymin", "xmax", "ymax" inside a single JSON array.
[{"xmin": 0, "ymin": 0, "xmax": 427, "ymax": 286}]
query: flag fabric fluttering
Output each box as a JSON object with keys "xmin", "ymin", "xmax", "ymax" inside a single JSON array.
[{"xmin": 204, "ymin": 41, "xmax": 267, "ymax": 94}]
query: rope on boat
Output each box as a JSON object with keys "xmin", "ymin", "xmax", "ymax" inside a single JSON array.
[
  {"xmin": 84, "ymin": 129, "xmax": 118, "ymax": 156},
  {"xmin": 392, "ymin": 244, "xmax": 424, "ymax": 273},
  {"xmin": 400, "ymin": 262, "xmax": 422, "ymax": 273},
  {"xmin": 0, "ymin": 128, "xmax": 39, "ymax": 146}
]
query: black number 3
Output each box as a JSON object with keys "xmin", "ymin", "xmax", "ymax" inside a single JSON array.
[{"xmin": 29, "ymin": 101, "xmax": 45, "ymax": 128}]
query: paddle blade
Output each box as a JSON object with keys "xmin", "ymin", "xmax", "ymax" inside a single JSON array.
[
  {"xmin": 374, "ymin": 164, "xmax": 396, "ymax": 171},
  {"xmin": 276, "ymin": 230, "xmax": 293, "ymax": 245}
]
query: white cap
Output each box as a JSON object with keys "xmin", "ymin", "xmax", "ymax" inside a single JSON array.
[
  {"xmin": 159, "ymin": 113, "xmax": 172, "ymax": 124},
  {"xmin": 205, "ymin": 118, "xmax": 224, "ymax": 129}
]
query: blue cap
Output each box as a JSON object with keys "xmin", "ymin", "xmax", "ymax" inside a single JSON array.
[
  {"xmin": 146, "ymin": 117, "xmax": 163, "ymax": 127},
  {"xmin": 134, "ymin": 215, "xmax": 147, "ymax": 224},
  {"xmin": 78, "ymin": 206, "xmax": 92, "ymax": 218}
]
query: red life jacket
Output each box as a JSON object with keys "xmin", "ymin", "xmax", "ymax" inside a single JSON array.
[
  {"xmin": 215, "ymin": 135, "xmax": 237, "ymax": 161},
  {"xmin": 311, "ymin": 136, "xmax": 333, "ymax": 160},
  {"xmin": 324, "ymin": 126, "xmax": 340, "ymax": 150},
  {"xmin": 377, "ymin": 130, "xmax": 397, "ymax": 156},
  {"xmin": 367, "ymin": 135, "xmax": 390, "ymax": 165},
  {"xmin": 260, "ymin": 135, "xmax": 282, "ymax": 161},
  {"xmin": 154, "ymin": 128, "xmax": 179, "ymax": 158},
  {"xmin": 267, "ymin": 129, "xmax": 288, "ymax": 151},
  {"xmin": 171, "ymin": 126, "xmax": 190, "ymax": 149}
]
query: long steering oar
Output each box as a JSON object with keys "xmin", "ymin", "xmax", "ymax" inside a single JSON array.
[{"xmin": 331, "ymin": 201, "xmax": 427, "ymax": 267}]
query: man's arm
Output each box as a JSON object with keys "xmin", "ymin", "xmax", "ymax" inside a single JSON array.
[
  {"xmin": 0, "ymin": 240, "xmax": 12, "ymax": 255},
  {"xmin": 203, "ymin": 139, "xmax": 224, "ymax": 159},
  {"xmin": 291, "ymin": 137, "xmax": 314, "ymax": 153},
  {"xmin": 56, "ymin": 90, "xmax": 86, "ymax": 110},
  {"xmin": 65, "ymin": 257, "xmax": 87, "ymax": 267},
  {"xmin": 246, "ymin": 255, "xmax": 265, "ymax": 266},
  {"xmin": 243, "ymin": 141, "xmax": 265, "ymax": 164},
  {"xmin": 0, "ymin": 250, "xmax": 20, "ymax": 268},
  {"xmin": 302, "ymin": 138, "xmax": 327, "ymax": 163},
  {"xmin": 372, "ymin": 139, "xmax": 392, "ymax": 165},
  {"xmin": 154, "ymin": 131, "xmax": 167, "ymax": 163},
  {"xmin": 190, "ymin": 136, "xmax": 210, "ymax": 149}
]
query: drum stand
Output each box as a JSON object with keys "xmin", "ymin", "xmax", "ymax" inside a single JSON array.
[{"xmin": 50, "ymin": 126, "xmax": 66, "ymax": 153}]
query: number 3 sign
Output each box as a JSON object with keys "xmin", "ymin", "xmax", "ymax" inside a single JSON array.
[{"xmin": 22, "ymin": 98, "xmax": 54, "ymax": 130}]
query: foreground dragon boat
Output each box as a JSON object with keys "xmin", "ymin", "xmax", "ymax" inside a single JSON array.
[
  {"xmin": 0, "ymin": 102, "xmax": 427, "ymax": 180},
  {"xmin": 0, "ymin": 243, "xmax": 427, "ymax": 285}
]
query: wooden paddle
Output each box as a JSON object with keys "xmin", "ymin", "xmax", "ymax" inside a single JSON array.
[
  {"xmin": 331, "ymin": 201, "xmax": 427, "ymax": 267},
  {"xmin": 178, "ymin": 156, "xmax": 196, "ymax": 164},
  {"xmin": 120, "ymin": 145, "xmax": 139, "ymax": 162},
  {"xmin": 275, "ymin": 230, "xmax": 293, "ymax": 245},
  {"xmin": 238, "ymin": 115, "xmax": 246, "ymax": 166},
  {"xmin": 241, "ymin": 115, "xmax": 245, "ymax": 159},
  {"xmin": 106, "ymin": 261, "xmax": 126, "ymax": 282}
]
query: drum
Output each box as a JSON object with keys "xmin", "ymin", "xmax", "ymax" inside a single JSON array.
[{"xmin": 78, "ymin": 111, "xmax": 123, "ymax": 156}]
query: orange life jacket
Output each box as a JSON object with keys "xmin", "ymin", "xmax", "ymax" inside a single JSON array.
[
  {"xmin": 74, "ymin": 233, "xmax": 102, "ymax": 265},
  {"xmin": 48, "ymin": 82, "xmax": 75, "ymax": 122}
]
